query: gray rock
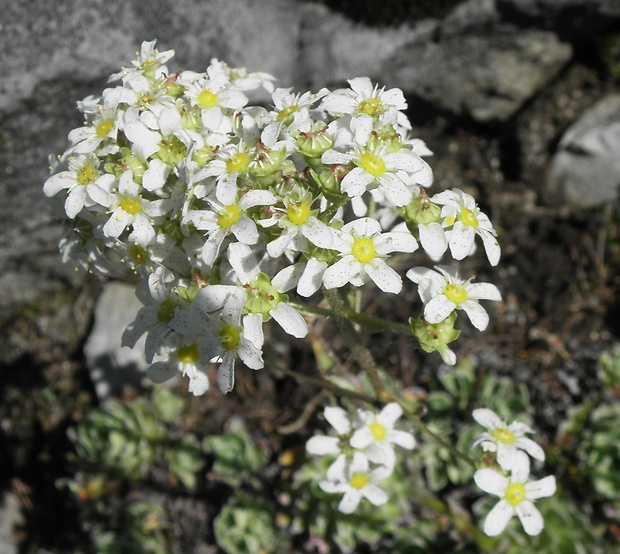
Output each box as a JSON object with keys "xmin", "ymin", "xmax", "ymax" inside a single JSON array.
[
  {"xmin": 546, "ymin": 94, "xmax": 620, "ymax": 208},
  {"xmin": 497, "ymin": 0, "xmax": 620, "ymax": 37},
  {"xmin": 385, "ymin": 27, "xmax": 572, "ymax": 123},
  {"xmin": 83, "ymin": 282, "xmax": 148, "ymax": 400},
  {"xmin": 440, "ymin": 0, "xmax": 501, "ymax": 38},
  {"xmin": 0, "ymin": 492, "xmax": 22, "ymax": 554}
]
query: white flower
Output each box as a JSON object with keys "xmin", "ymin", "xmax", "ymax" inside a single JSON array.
[
  {"xmin": 472, "ymin": 408, "xmax": 545, "ymax": 470},
  {"xmin": 173, "ymin": 285, "xmax": 264, "ymax": 394},
  {"xmin": 322, "ymin": 133, "xmax": 431, "ymax": 206},
  {"xmin": 320, "ymin": 76, "xmax": 410, "ymax": 130},
  {"xmin": 90, "ymin": 169, "xmax": 172, "ymax": 246},
  {"xmin": 406, "ymin": 265, "xmax": 501, "ymax": 331},
  {"xmin": 43, "ymin": 154, "xmax": 115, "ymax": 219},
  {"xmin": 474, "ymin": 455, "xmax": 556, "ymax": 537},
  {"xmin": 184, "ymin": 189, "xmax": 277, "ymax": 267},
  {"xmin": 226, "ymin": 243, "xmax": 309, "ymax": 338},
  {"xmin": 319, "ymin": 452, "xmax": 392, "ymax": 514},
  {"xmin": 147, "ymin": 341, "xmax": 210, "ymax": 396},
  {"xmin": 323, "ymin": 217, "xmax": 418, "ymax": 294},
  {"xmin": 432, "ymin": 188, "xmax": 501, "ymax": 266},
  {"xmin": 306, "ymin": 406, "xmax": 352, "ymax": 457},
  {"xmin": 350, "ymin": 403, "xmax": 415, "ymax": 468}
]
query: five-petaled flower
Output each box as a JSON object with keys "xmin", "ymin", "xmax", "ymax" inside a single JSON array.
[{"xmin": 474, "ymin": 453, "xmax": 556, "ymax": 537}]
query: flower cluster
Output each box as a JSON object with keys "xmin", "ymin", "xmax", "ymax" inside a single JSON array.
[
  {"xmin": 472, "ymin": 409, "xmax": 556, "ymax": 536},
  {"xmin": 306, "ymin": 403, "xmax": 415, "ymax": 513},
  {"xmin": 44, "ymin": 40, "xmax": 502, "ymax": 395}
]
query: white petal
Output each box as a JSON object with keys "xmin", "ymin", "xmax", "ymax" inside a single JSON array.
[
  {"xmin": 365, "ymin": 259, "xmax": 403, "ymax": 294},
  {"xmin": 323, "ymin": 256, "xmax": 361, "ymax": 289},
  {"xmin": 188, "ymin": 371, "xmax": 210, "ymax": 396},
  {"xmin": 242, "ymin": 313, "xmax": 264, "ymax": 349},
  {"xmin": 481, "ymin": 231, "xmax": 501, "ymax": 266},
  {"xmin": 461, "ymin": 301, "xmax": 490, "ymax": 331},
  {"xmin": 375, "ymin": 231, "xmax": 418, "ymax": 255},
  {"xmin": 472, "ymin": 408, "xmax": 502, "ymax": 429},
  {"xmin": 302, "ymin": 218, "xmax": 334, "ymax": 249},
  {"xmin": 147, "ymin": 362, "xmax": 178, "ymax": 384},
  {"xmin": 362, "ymin": 484, "xmax": 388, "ymax": 507},
  {"xmin": 419, "ymin": 223, "xmax": 448, "ymax": 260},
  {"xmin": 389, "ymin": 429, "xmax": 416, "ymax": 450},
  {"xmin": 142, "ymin": 159, "xmax": 170, "ymax": 192},
  {"xmin": 525, "ymin": 476, "xmax": 556, "ymax": 500},
  {"xmin": 338, "ymin": 490, "xmax": 363, "ymax": 514},
  {"xmin": 298, "ymin": 259, "xmax": 327, "ymax": 298},
  {"xmin": 227, "ymin": 242, "xmax": 260, "ymax": 284},
  {"xmin": 272, "ymin": 263, "xmax": 304, "ymax": 293},
  {"xmin": 216, "ymin": 355, "xmax": 235, "ymax": 394},
  {"xmin": 474, "ymin": 468, "xmax": 508, "ymax": 497},
  {"xmin": 306, "ymin": 436, "xmax": 341, "ymax": 455},
  {"xmin": 483, "ymin": 500, "xmax": 514, "ymax": 537},
  {"xmin": 516, "ymin": 501, "xmax": 545, "ymax": 536},
  {"xmin": 237, "ymin": 338, "xmax": 263, "ymax": 369},
  {"xmin": 350, "ymin": 428, "xmax": 373, "ymax": 449},
  {"xmin": 341, "ymin": 168, "xmax": 374, "ymax": 197},
  {"xmin": 378, "ymin": 402, "xmax": 403, "ymax": 425},
  {"xmin": 467, "ymin": 282, "xmax": 502, "ymax": 302},
  {"xmin": 270, "ymin": 303, "xmax": 308, "ymax": 338},
  {"xmin": 424, "ymin": 295, "xmax": 456, "ymax": 324},
  {"xmin": 496, "ymin": 444, "xmax": 519, "ymax": 471},
  {"xmin": 232, "ymin": 216, "xmax": 259, "ymax": 245},
  {"xmin": 324, "ymin": 406, "xmax": 351, "ymax": 435},
  {"xmin": 516, "ymin": 437, "xmax": 546, "ymax": 462},
  {"xmin": 448, "ymin": 222, "xmax": 476, "ymax": 260}
]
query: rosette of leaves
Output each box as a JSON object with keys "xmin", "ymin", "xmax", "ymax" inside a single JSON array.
[{"xmin": 67, "ymin": 387, "xmax": 204, "ymax": 488}]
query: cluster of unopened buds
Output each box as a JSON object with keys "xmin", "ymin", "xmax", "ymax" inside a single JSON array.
[{"xmin": 44, "ymin": 40, "xmax": 502, "ymax": 395}]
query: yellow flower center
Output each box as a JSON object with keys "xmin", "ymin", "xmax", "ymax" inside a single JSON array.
[
  {"xmin": 360, "ymin": 152, "xmax": 386, "ymax": 177},
  {"xmin": 287, "ymin": 202, "xmax": 311, "ymax": 226},
  {"xmin": 504, "ymin": 482, "xmax": 526, "ymax": 506},
  {"xmin": 226, "ymin": 152, "xmax": 250, "ymax": 174},
  {"xmin": 349, "ymin": 473, "xmax": 369, "ymax": 490},
  {"xmin": 492, "ymin": 427, "xmax": 516, "ymax": 445},
  {"xmin": 351, "ymin": 237, "xmax": 376, "ymax": 264},
  {"xmin": 458, "ymin": 207, "xmax": 479, "ymax": 228},
  {"xmin": 443, "ymin": 283, "xmax": 468, "ymax": 305},
  {"xmin": 96, "ymin": 119, "xmax": 114, "ymax": 137},
  {"xmin": 120, "ymin": 197, "xmax": 142, "ymax": 215},
  {"xmin": 359, "ymin": 98, "xmax": 382, "ymax": 116},
  {"xmin": 177, "ymin": 343, "xmax": 200, "ymax": 364},
  {"xmin": 370, "ymin": 422, "xmax": 387, "ymax": 441},
  {"xmin": 197, "ymin": 90, "xmax": 218, "ymax": 108},
  {"xmin": 76, "ymin": 162, "xmax": 98, "ymax": 185},
  {"xmin": 217, "ymin": 204, "xmax": 242, "ymax": 229},
  {"xmin": 276, "ymin": 105, "xmax": 299, "ymax": 121},
  {"xmin": 157, "ymin": 298, "xmax": 176, "ymax": 323},
  {"xmin": 219, "ymin": 324, "xmax": 241, "ymax": 351},
  {"xmin": 129, "ymin": 244, "xmax": 149, "ymax": 265}
]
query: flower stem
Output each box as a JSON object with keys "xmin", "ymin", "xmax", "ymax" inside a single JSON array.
[{"xmin": 322, "ymin": 289, "xmax": 392, "ymax": 401}]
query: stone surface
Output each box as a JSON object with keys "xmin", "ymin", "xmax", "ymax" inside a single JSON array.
[
  {"xmin": 384, "ymin": 26, "xmax": 572, "ymax": 123},
  {"xmin": 546, "ymin": 94, "xmax": 620, "ymax": 208},
  {"xmin": 83, "ymin": 282, "xmax": 148, "ymax": 400}
]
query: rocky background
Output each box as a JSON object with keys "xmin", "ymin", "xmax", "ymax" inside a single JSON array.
[{"xmin": 1, "ymin": 0, "xmax": 620, "ymax": 552}]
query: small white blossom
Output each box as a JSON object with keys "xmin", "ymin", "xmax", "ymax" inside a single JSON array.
[
  {"xmin": 432, "ymin": 188, "xmax": 501, "ymax": 266},
  {"xmin": 350, "ymin": 403, "xmax": 415, "ymax": 468},
  {"xmin": 474, "ymin": 454, "xmax": 556, "ymax": 537},
  {"xmin": 323, "ymin": 217, "xmax": 418, "ymax": 294},
  {"xmin": 472, "ymin": 408, "xmax": 545, "ymax": 470},
  {"xmin": 319, "ymin": 452, "xmax": 392, "ymax": 514},
  {"xmin": 407, "ymin": 265, "xmax": 501, "ymax": 331}
]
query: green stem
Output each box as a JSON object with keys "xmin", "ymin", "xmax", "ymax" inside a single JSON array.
[
  {"xmin": 323, "ymin": 289, "xmax": 390, "ymax": 401},
  {"xmin": 289, "ymin": 300, "xmax": 412, "ymax": 336}
]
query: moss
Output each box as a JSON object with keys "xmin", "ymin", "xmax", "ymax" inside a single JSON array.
[{"xmin": 598, "ymin": 32, "xmax": 620, "ymax": 81}]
